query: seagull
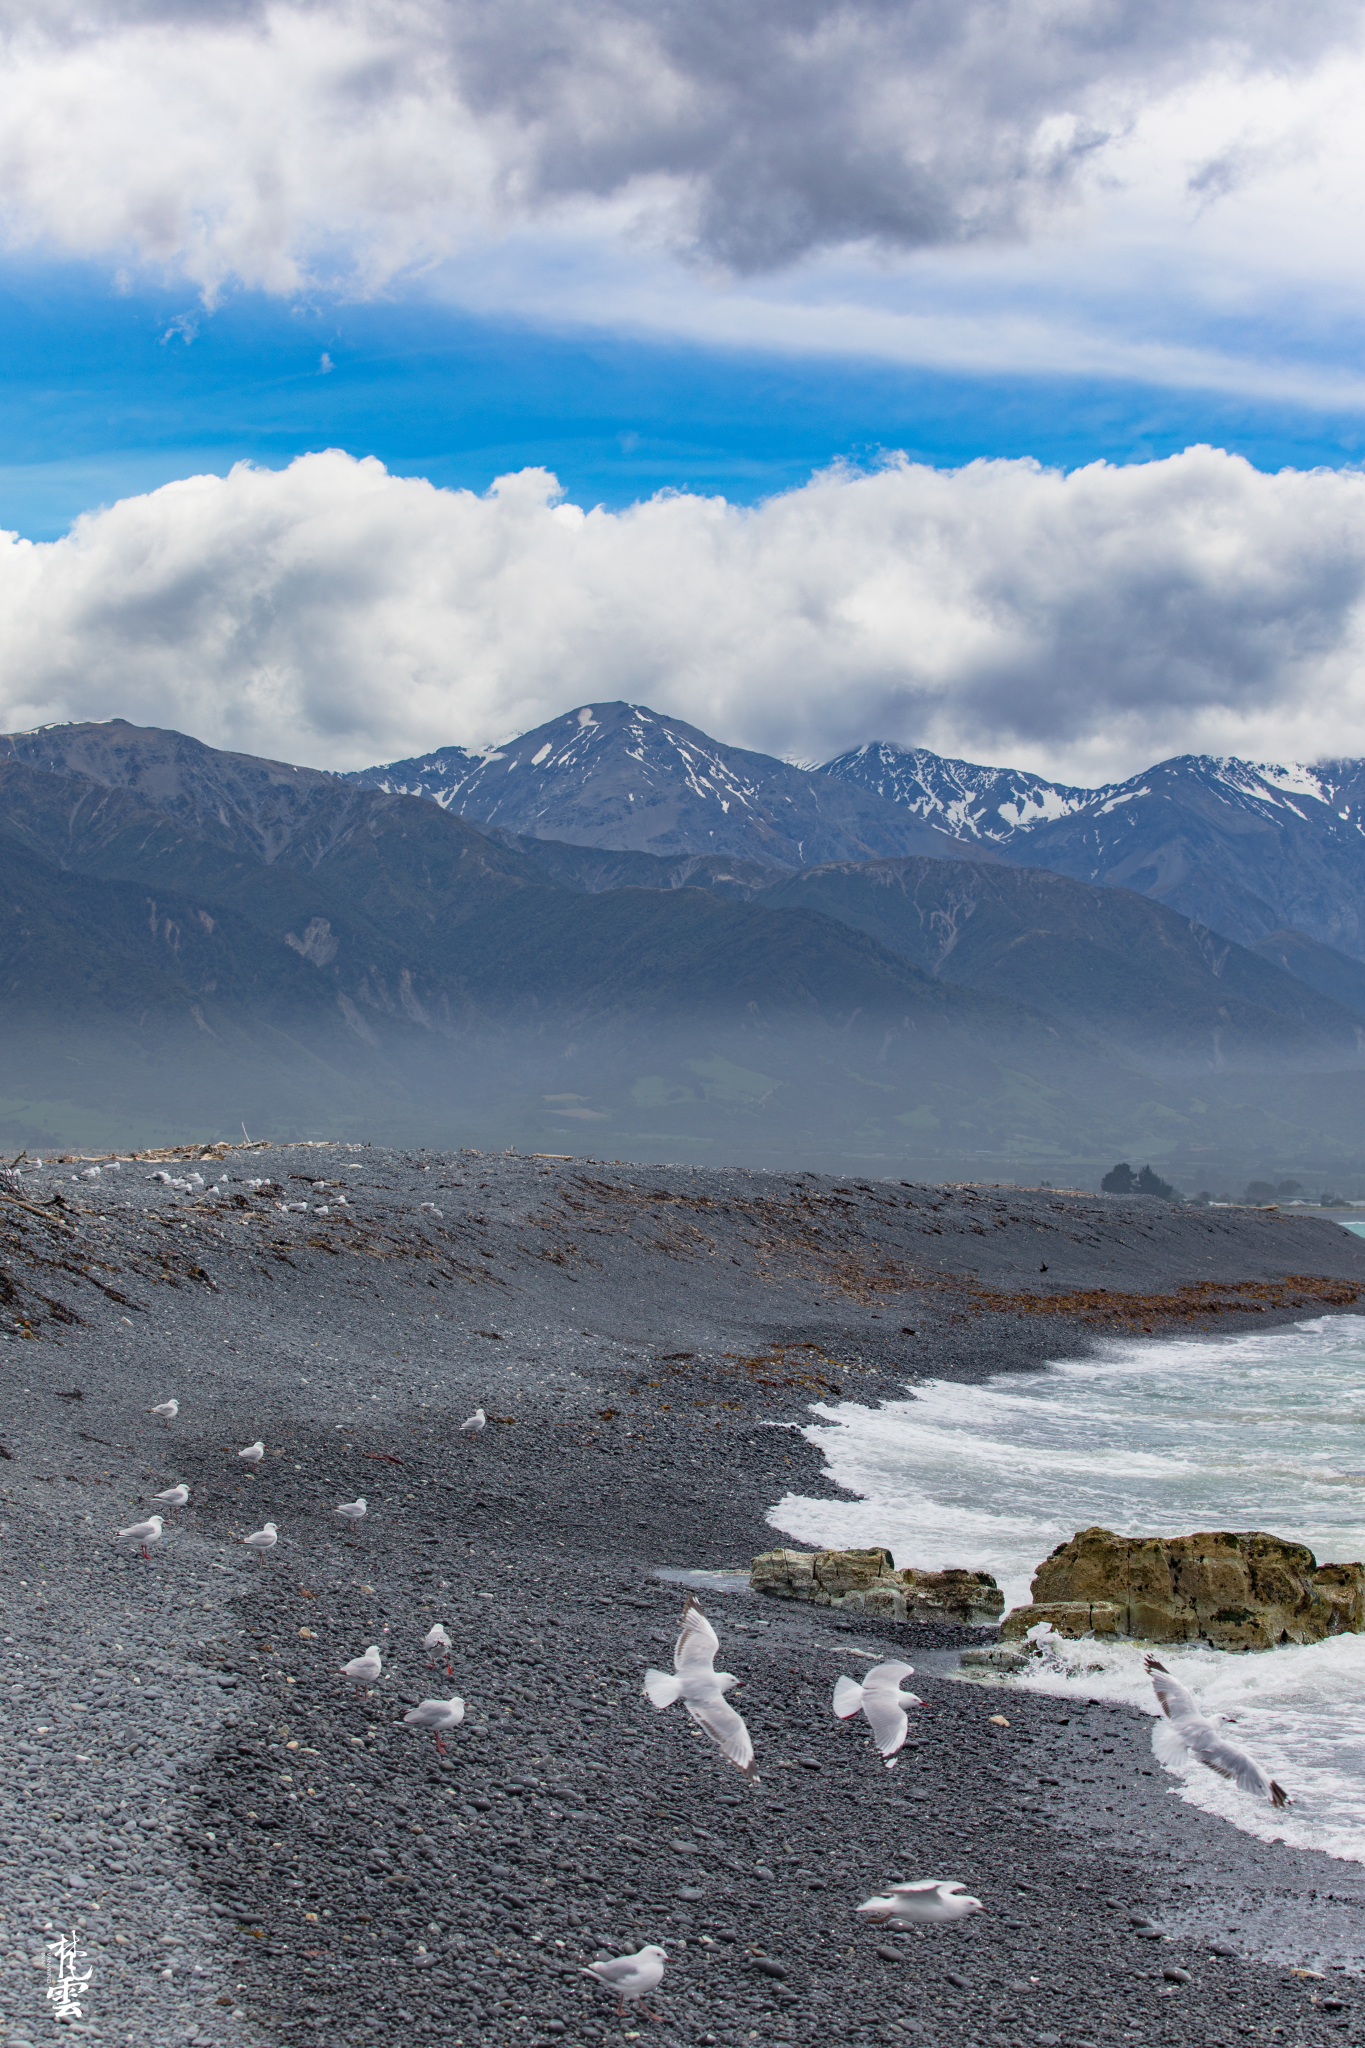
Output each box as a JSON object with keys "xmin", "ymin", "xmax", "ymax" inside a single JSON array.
[
  {"xmin": 242, "ymin": 1522, "xmax": 278, "ymax": 1562},
  {"xmin": 335, "ymin": 1498, "xmax": 367, "ymax": 1532},
  {"xmin": 238, "ymin": 1440, "xmax": 265, "ymax": 1469},
  {"xmin": 643, "ymin": 1596, "xmax": 756, "ymax": 1779},
  {"xmin": 460, "ymin": 1408, "xmax": 486, "ymax": 1437},
  {"xmin": 423, "ymin": 1623, "xmax": 454, "ymax": 1673},
  {"xmin": 341, "ymin": 1645, "xmax": 383, "ymax": 1691},
  {"xmin": 151, "ymin": 1483, "xmax": 189, "ymax": 1520},
  {"xmin": 149, "ymin": 1400, "xmax": 178, "ymax": 1426},
  {"xmin": 1146, "ymin": 1655, "xmax": 1289, "ymax": 1809},
  {"xmin": 402, "ymin": 1697, "xmax": 466, "ymax": 1754},
  {"xmin": 833, "ymin": 1660, "xmax": 923, "ymax": 1767},
  {"xmin": 116, "ymin": 1514, "xmax": 164, "ymax": 1561},
  {"xmin": 857, "ymin": 1880, "xmax": 984, "ymax": 1927},
  {"xmin": 582, "ymin": 1944, "xmax": 668, "ymax": 2020}
]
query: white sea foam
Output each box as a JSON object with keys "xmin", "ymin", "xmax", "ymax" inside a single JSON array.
[{"xmin": 770, "ymin": 1313, "xmax": 1365, "ymax": 1860}]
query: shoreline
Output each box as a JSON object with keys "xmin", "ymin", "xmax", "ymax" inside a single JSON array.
[{"xmin": 2, "ymin": 1148, "xmax": 1365, "ymax": 2047}]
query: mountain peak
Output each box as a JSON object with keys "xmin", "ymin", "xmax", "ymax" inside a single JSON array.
[
  {"xmin": 820, "ymin": 737, "xmax": 1101, "ymax": 842},
  {"xmin": 348, "ymin": 703, "xmax": 975, "ymax": 870}
]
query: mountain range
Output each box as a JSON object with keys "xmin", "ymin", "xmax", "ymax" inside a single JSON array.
[
  {"xmin": 7, "ymin": 709, "xmax": 1365, "ymax": 1181},
  {"xmin": 345, "ymin": 701, "xmax": 972, "ymax": 871},
  {"xmin": 825, "ymin": 742, "xmax": 1365, "ymax": 961},
  {"xmin": 354, "ymin": 707, "xmax": 1365, "ymax": 963}
]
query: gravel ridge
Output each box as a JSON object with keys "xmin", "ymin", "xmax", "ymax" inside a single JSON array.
[{"xmin": 2, "ymin": 1145, "xmax": 1364, "ymax": 2048}]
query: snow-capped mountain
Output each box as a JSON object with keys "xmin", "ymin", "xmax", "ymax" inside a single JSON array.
[
  {"xmin": 350, "ymin": 711, "xmax": 1365, "ymax": 959},
  {"xmin": 347, "ymin": 701, "xmax": 970, "ymax": 871},
  {"xmin": 818, "ymin": 740, "xmax": 1102, "ymax": 842},
  {"xmin": 821, "ymin": 743, "xmax": 1365, "ymax": 959}
]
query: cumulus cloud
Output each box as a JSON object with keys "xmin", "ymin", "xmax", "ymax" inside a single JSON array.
[
  {"xmin": 3, "ymin": 446, "xmax": 1365, "ymax": 782},
  {"xmin": 0, "ymin": 1, "xmax": 1355, "ymax": 293}
]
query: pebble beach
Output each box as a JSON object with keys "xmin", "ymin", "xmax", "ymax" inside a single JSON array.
[{"xmin": 4, "ymin": 1145, "xmax": 1365, "ymax": 2048}]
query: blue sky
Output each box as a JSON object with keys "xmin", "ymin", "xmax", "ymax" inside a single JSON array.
[{"xmin": 5, "ymin": 259, "xmax": 1365, "ymax": 543}]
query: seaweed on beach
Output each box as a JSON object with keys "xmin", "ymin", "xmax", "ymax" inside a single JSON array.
[{"xmin": 972, "ymin": 1271, "xmax": 1365, "ymax": 1331}]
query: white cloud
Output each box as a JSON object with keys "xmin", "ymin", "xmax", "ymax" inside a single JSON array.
[
  {"xmin": 0, "ymin": 0, "xmax": 1357, "ymax": 303},
  {"xmin": 4, "ymin": 446, "xmax": 1365, "ymax": 783}
]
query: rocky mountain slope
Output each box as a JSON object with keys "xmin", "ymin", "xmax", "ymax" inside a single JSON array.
[
  {"xmin": 346, "ymin": 701, "xmax": 973, "ymax": 870},
  {"xmin": 761, "ymin": 856, "xmax": 1365, "ymax": 1067},
  {"xmin": 822, "ymin": 740, "xmax": 1365, "ymax": 960},
  {"xmin": 819, "ymin": 740, "xmax": 1100, "ymax": 841},
  {"xmin": 0, "ymin": 744, "xmax": 1119, "ymax": 1164}
]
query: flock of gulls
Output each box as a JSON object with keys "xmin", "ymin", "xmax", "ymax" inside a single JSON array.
[{"xmin": 107, "ymin": 1392, "xmax": 1291, "ymax": 2021}]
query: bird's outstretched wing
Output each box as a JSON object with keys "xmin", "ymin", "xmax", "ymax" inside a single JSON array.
[
  {"xmin": 859, "ymin": 1691, "xmax": 909, "ymax": 1760},
  {"xmin": 684, "ymin": 1689, "xmax": 756, "ymax": 1777},
  {"xmin": 867, "ymin": 1661, "xmax": 916, "ymax": 1687},
  {"xmin": 861, "ymin": 1666, "xmax": 921, "ymax": 1759},
  {"xmin": 888, "ymin": 1879, "xmax": 965, "ymax": 1897},
  {"xmin": 1182, "ymin": 1721, "xmax": 1289, "ymax": 1807},
  {"xmin": 674, "ymin": 1599, "xmax": 721, "ymax": 1677},
  {"xmin": 832, "ymin": 1675, "xmax": 865, "ymax": 1719},
  {"xmin": 1149, "ymin": 1685, "xmax": 1289, "ymax": 1808},
  {"xmin": 1145, "ymin": 1655, "xmax": 1203, "ymax": 1724}
]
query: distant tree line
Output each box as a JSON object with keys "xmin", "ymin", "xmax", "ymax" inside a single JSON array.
[
  {"xmin": 1100, "ymin": 1161, "xmax": 1176, "ymax": 1199},
  {"xmin": 1099, "ymin": 1163, "xmax": 1360, "ymax": 1204}
]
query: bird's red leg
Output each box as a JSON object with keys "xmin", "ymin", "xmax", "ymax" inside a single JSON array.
[{"xmin": 435, "ymin": 1735, "xmax": 447, "ymax": 1756}]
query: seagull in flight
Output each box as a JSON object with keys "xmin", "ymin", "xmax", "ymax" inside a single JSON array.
[
  {"xmin": 423, "ymin": 1623, "xmax": 453, "ymax": 1673},
  {"xmin": 117, "ymin": 1514, "xmax": 164, "ymax": 1561},
  {"xmin": 643, "ymin": 1596, "xmax": 756, "ymax": 1779},
  {"xmin": 582, "ymin": 1944, "xmax": 667, "ymax": 2020},
  {"xmin": 833, "ymin": 1660, "xmax": 922, "ymax": 1767},
  {"xmin": 402, "ymin": 1697, "xmax": 466, "ymax": 1754},
  {"xmin": 460, "ymin": 1408, "xmax": 486, "ymax": 1438},
  {"xmin": 857, "ymin": 1880, "xmax": 983, "ymax": 1927},
  {"xmin": 238, "ymin": 1440, "xmax": 265, "ymax": 1469},
  {"xmin": 341, "ymin": 1645, "xmax": 383, "ymax": 1691},
  {"xmin": 242, "ymin": 1522, "xmax": 277, "ymax": 1562},
  {"xmin": 149, "ymin": 1400, "xmax": 178, "ymax": 1426},
  {"xmin": 1146, "ymin": 1655, "xmax": 1289, "ymax": 1809}
]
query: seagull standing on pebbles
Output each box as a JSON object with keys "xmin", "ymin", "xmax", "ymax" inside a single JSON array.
[
  {"xmin": 423, "ymin": 1624, "xmax": 453, "ymax": 1674},
  {"xmin": 151, "ymin": 1484, "xmax": 189, "ymax": 1521},
  {"xmin": 238, "ymin": 1440, "xmax": 265, "ymax": 1470},
  {"xmin": 334, "ymin": 1498, "xmax": 367, "ymax": 1533},
  {"xmin": 242, "ymin": 1522, "xmax": 278, "ymax": 1562},
  {"xmin": 402, "ymin": 1697, "xmax": 466, "ymax": 1754},
  {"xmin": 582, "ymin": 1944, "xmax": 668, "ymax": 2020},
  {"xmin": 857, "ymin": 1880, "xmax": 983, "ymax": 1927},
  {"xmin": 149, "ymin": 1400, "xmax": 178, "ymax": 1427},
  {"xmin": 460, "ymin": 1408, "xmax": 485, "ymax": 1438},
  {"xmin": 833, "ymin": 1661, "xmax": 923, "ymax": 1767},
  {"xmin": 1146, "ymin": 1655, "xmax": 1290, "ymax": 1809},
  {"xmin": 644, "ymin": 1596, "xmax": 757, "ymax": 1779},
  {"xmin": 116, "ymin": 1514, "xmax": 164, "ymax": 1561},
  {"xmin": 341, "ymin": 1646, "xmax": 383, "ymax": 1691}
]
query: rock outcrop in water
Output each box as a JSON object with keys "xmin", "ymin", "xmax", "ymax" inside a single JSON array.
[
  {"xmin": 999, "ymin": 1525, "xmax": 1365, "ymax": 1651},
  {"xmin": 751, "ymin": 1546, "xmax": 1005, "ymax": 1623}
]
